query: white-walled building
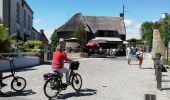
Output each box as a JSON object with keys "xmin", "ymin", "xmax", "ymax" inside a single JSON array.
[{"xmin": 0, "ymin": 0, "xmax": 35, "ymax": 41}]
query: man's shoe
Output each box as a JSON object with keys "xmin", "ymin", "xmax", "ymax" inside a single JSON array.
[{"xmin": 0, "ymin": 82, "xmax": 7, "ymax": 88}]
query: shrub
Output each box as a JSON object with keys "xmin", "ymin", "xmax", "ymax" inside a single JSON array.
[
  {"xmin": 10, "ymin": 40, "xmax": 43, "ymax": 52},
  {"xmin": 0, "ymin": 24, "xmax": 15, "ymax": 53},
  {"xmin": 23, "ymin": 40, "xmax": 43, "ymax": 52}
]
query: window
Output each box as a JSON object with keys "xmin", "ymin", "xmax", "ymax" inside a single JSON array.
[
  {"xmin": 28, "ymin": 15, "xmax": 30, "ymax": 30},
  {"xmin": 24, "ymin": 10, "xmax": 26, "ymax": 28},
  {"xmin": 32, "ymin": 32, "xmax": 35, "ymax": 40},
  {"xmin": 16, "ymin": 2, "xmax": 20, "ymax": 24},
  {"xmin": 107, "ymin": 31, "xmax": 113, "ymax": 37},
  {"xmin": 98, "ymin": 31, "xmax": 105, "ymax": 37},
  {"xmin": 17, "ymin": 30, "xmax": 21, "ymax": 41}
]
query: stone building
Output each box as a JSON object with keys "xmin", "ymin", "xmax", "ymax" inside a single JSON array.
[
  {"xmin": 0, "ymin": 0, "xmax": 38, "ymax": 41},
  {"xmin": 32, "ymin": 27, "xmax": 41, "ymax": 40}
]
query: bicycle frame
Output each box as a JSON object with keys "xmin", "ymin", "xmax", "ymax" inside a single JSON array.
[
  {"xmin": 68, "ymin": 69, "xmax": 75, "ymax": 82},
  {"xmin": 2, "ymin": 60, "xmax": 16, "ymax": 80}
]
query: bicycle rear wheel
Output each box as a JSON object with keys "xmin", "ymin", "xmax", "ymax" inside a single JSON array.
[
  {"xmin": 72, "ymin": 73, "xmax": 82, "ymax": 92},
  {"xmin": 11, "ymin": 77, "xmax": 27, "ymax": 92},
  {"xmin": 43, "ymin": 78, "xmax": 61, "ymax": 99}
]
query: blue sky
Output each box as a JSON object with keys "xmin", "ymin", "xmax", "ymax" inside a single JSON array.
[{"xmin": 27, "ymin": 0, "xmax": 170, "ymax": 41}]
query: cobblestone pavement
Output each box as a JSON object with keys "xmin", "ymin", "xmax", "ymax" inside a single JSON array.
[{"xmin": 1, "ymin": 53, "xmax": 170, "ymax": 100}]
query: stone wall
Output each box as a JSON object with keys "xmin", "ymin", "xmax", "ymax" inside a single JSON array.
[
  {"xmin": 0, "ymin": 56, "xmax": 40, "ymax": 71},
  {"xmin": 152, "ymin": 28, "xmax": 167, "ymax": 59}
]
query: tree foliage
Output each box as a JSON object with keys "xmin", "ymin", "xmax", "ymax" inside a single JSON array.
[
  {"xmin": 140, "ymin": 21, "xmax": 154, "ymax": 48},
  {"xmin": 159, "ymin": 15, "xmax": 170, "ymax": 47},
  {"xmin": 127, "ymin": 38, "xmax": 143, "ymax": 44},
  {"xmin": 0, "ymin": 24, "xmax": 15, "ymax": 53},
  {"xmin": 74, "ymin": 24, "xmax": 86, "ymax": 40},
  {"xmin": 74, "ymin": 24, "xmax": 86, "ymax": 51},
  {"xmin": 50, "ymin": 31, "xmax": 58, "ymax": 51}
]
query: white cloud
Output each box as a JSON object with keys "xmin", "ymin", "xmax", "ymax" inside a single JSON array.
[
  {"xmin": 124, "ymin": 19, "xmax": 133, "ymax": 26},
  {"xmin": 125, "ymin": 19, "xmax": 141, "ymax": 40},
  {"xmin": 33, "ymin": 18, "xmax": 42, "ymax": 24},
  {"xmin": 44, "ymin": 28, "xmax": 55, "ymax": 43},
  {"xmin": 135, "ymin": 24, "xmax": 141, "ymax": 29}
]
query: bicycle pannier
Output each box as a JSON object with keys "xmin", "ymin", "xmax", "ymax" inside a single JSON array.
[{"xmin": 70, "ymin": 61, "xmax": 80, "ymax": 70}]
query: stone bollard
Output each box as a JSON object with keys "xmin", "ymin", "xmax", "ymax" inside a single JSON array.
[
  {"xmin": 145, "ymin": 94, "xmax": 156, "ymax": 100},
  {"xmin": 38, "ymin": 51, "xmax": 44, "ymax": 64},
  {"xmin": 154, "ymin": 53, "xmax": 162, "ymax": 90}
]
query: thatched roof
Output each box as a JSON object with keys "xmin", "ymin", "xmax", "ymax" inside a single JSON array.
[{"xmin": 56, "ymin": 13, "xmax": 125, "ymax": 35}]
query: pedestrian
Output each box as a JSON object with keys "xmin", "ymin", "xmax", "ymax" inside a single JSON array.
[
  {"xmin": 99, "ymin": 47, "xmax": 102, "ymax": 54},
  {"xmin": 138, "ymin": 46, "xmax": 144, "ymax": 69},
  {"xmin": 0, "ymin": 55, "xmax": 12, "ymax": 95},
  {"xmin": 88, "ymin": 48, "xmax": 93, "ymax": 56},
  {"xmin": 113, "ymin": 48, "xmax": 117, "ymax": 56},
  {"xmin": 126, "ymin": 45, "xmax": 132, "ymax": 64},
  {"xmin": 51, "ymin": 44, "xmax": 73, "ymax": 85}
]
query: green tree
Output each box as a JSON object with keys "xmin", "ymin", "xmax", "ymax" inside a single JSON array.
[
  {"xmin": 140, "ymin": 21, "xmax": 154, "ymax": 48},
  {"xmin": 159, "ymin": 15, "xmax": 170, "ymax": 48},
  {"xmin": 0, "ymin": 24, "xmax": 15, "ymax": 53},
  {"xmin": 50, "ymin": 31, "xmax": 58, "ymax": 51},
  {"xmin": 159, "ymin": 14, "xmax": 170, "ymax": 60},
  {"xmin": 127, "ymin": 38, "xmax": 143, "ymax": 44},
  {"xmin": 74, "ymin": 24, "xmax": 86, "ymax": 51}
]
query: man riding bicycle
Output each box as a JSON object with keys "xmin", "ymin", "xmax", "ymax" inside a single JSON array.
[
  {"xmin": 51, "ymin": 44, "xmax": 73, "ymax": 86},
  {"xmin": 0, "ymin": 55, "xmax": 12, "ymax": 95}
]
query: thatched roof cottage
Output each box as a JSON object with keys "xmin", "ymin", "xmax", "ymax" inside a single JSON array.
[{"xmin": 55, "ymin": 13, "xmax": 126, "ymax": 50}]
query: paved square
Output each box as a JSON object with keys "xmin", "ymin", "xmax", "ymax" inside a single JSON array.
[{"xmin": 1, "ymin": 53, "xmax": 170, "ymax": 100}]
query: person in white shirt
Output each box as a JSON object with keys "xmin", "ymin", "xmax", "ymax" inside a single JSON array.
[{"xmin": 126, "ymin": 45, "xmax": 132, "ymax": 64}]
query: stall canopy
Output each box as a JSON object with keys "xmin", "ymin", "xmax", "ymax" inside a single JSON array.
[
  {"xmin": 89, "ymin": 37, "xmax": 122, "ymax": 43},
  {"xmin": 86, "ymin": 42, "xmax": 100, "ymax": 47}
]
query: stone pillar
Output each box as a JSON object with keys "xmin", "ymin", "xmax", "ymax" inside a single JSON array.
[{"xmin": 152, "ymin": 23, "xmax": 167, "ymax": 59}]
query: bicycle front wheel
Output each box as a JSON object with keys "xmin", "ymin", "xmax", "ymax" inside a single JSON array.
[
  {"xmin": 43, "ymin": 78, "xmax": 61, "ymax": 99},
  {"xmin": 72, "ymin": 73, "xmax": 82, "ymax": 92},
  {"xmin": 11, "ymin": 77, "xmax": 27, "ymax": 92}
]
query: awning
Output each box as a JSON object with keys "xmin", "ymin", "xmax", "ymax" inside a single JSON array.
[
  {"xmin": 89, "ymin": 37, "xmax": 122, "ymax": 43},
  {"xmin": 65, "ymin": 38, "xmax": 78, "ymax": 42},
  {"xmin": 123, "ymin": 41, "xmax": 129, "ymax": 44},
  {"xmin": 65, "ymin": 38, "xmax": 78, "ymax": 40}
]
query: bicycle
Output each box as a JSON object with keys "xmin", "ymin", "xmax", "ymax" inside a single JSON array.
[
  {"xmin": 0, "ymin": 60, "xmax": 27, "ymax": 92},
  {"xmin": 43, "ymin": 61, "xmax": 82, "ymax": 99}
]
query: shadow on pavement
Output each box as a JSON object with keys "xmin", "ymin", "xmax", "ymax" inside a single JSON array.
[
  {"xmin": 56, "ymin": 88, "xmax": 97, "ymax": 99},
  {"xmin": 16, "ymin": 68, "xmax": 37, "ymax": 72},
  {"xmin": 130, "ymin": 63, "xmax": 139, "ymax": 65},
  {"xmin": 142, "ymin": 67, "xmax": 154, "ymax": 69},
  {"xmin": 162, "ymin": 80, "xmax": 170, "ymax": 82},
  {"xmin": 43, "ymin": 62, "xmax": 51, "ymax": 65},
  {"xmin": 5, "ymin": 89, "xmax": 36, "ymax": 97},
  {"xmin": 161, "ymin": 88, "xmax": 170, "ymax": 91}
]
